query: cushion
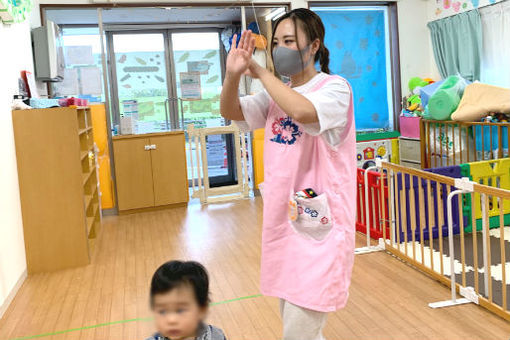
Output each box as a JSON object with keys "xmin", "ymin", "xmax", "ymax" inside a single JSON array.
[{"xmin": 451, "ymin": 83, "xmax": 510, "ymax": 122}]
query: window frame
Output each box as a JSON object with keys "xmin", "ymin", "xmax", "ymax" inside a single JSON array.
[{"xmin": 308, "ymin": 1, "xmax": 402, "ymax": 132}]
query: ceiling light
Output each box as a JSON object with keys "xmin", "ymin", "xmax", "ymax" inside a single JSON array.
[
  {"xmin": 272, "ymin": 10, "xmax": 286, "ymax": 21},
  {"xmin": 265, "ymin": 8, "xmax": 285, "ymax": 21}
]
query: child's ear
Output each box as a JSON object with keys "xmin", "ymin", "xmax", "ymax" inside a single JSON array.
[{"xmin": 199, "ymin": 306, "xmax": 209, "ymax": 318}]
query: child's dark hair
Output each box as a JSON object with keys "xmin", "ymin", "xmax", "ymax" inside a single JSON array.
[
  {"xmin": 271, "ymin": 8, "xmax": 331, "ymax": 74},
  {"xmin": 150, "ymin": 261, "xmax": 210, "ymax": 308}
]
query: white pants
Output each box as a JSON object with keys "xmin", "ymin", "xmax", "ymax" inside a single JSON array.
[{"xmin": 279, "ymin": 299, "xmax": 328, "ymax": 340}]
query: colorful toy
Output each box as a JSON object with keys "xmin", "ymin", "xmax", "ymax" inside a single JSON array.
[
  {"xmin": 423, "ymin": 75, "xmax": 469, "ymax": 121},
  {"xmin": 356, "ymin": 140, "xmax": 392, "ymax": 169},
  {"xmin": 420, "ymin": 80, "xmax": 445, "ymax": 108},
  {"xmin": 295, "ymin": 188, "xmax": 318, "ymax": 199},
  {"xmin": 406, "ymin": 94, "xmax": 422, "ymax": 112},
  {"xmin": 408, "ymin": 77, "xmax": 429, "ymax": 93}
]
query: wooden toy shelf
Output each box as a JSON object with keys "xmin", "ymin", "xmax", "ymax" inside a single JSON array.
[{"xmin": 12, "ymin": 107, "xmax": 101, "ymax": 273}]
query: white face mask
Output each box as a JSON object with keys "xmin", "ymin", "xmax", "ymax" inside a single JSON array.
[{"xmin": 273, "ymin": 45, "xmax": 313, "ymax": 77}]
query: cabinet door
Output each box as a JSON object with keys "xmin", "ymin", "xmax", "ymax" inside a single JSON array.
[
  {"xmin": 113, "ymin": 138, "xmax": 155, "ymax": 210},
  {"xmin": 150, "ymin": 134, "xmax": 189, "ymax": 206}
]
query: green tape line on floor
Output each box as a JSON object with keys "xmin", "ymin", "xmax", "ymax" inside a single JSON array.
[{"xmin": 6, "ymin": 294, "xmax": 262, "ymax": 340}]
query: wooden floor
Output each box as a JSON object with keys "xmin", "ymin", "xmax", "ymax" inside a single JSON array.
[{"xmin": 1, "ymin": 197, "xmax": 509, "ymax": 340}]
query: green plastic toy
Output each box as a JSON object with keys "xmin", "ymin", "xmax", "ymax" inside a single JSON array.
[{"xmin": 408, "ymin": 77, "xmax": 429, "ymax": 93}]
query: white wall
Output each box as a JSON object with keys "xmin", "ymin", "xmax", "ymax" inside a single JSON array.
[
  {"xmin": 398, "ymin": 0, "xmax": 440, "ymax": 91},
  {"xmin": 0, "ymin": 20, "xmax": 31, "ymax": 317},
  {"xmin": 429, "ymin": 0, "xmax": 504, "ymax": 20}
]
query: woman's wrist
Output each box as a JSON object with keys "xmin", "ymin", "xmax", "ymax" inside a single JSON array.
[
  {"xmin": 225, "ymin": 70, "xmax": 242, "ymax": 82},
  {"xmin": 259, "ymin": 67, "xmax": 274, "ymax": 84}
]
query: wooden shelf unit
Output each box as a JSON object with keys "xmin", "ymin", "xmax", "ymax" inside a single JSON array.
[{"xmin": 12, "ymin": 107, "xmax": 102, "ymax": 273}]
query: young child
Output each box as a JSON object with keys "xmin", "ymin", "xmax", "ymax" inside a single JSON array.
[
  {"xmin": 220, "ymin": 8, "xmax": 356, "ymax": 340},
  {"xmin": 146, "ymin": 261, "xmax": 226, "ymax": 340}
]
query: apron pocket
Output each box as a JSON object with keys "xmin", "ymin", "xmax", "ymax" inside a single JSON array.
[{"xmin": 289, "ymin": 193, "xmax": 333, "ymax": 241}]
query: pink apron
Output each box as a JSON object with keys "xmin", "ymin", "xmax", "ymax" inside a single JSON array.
[{"xmin": 260, "ymin": 75, "xmax": 356, "ymax": 312}]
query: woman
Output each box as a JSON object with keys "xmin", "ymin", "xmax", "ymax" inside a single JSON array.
[{"xmin": 220, "ymin": 8, "xmax": 356, "ymax": 340}]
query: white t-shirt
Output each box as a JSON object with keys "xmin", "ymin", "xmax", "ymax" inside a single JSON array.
[{"xmin": 237, "ymin": 72, "xmax": 351, "ymax": 146}]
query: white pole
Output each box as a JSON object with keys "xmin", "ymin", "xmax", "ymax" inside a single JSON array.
[
  {"xmin": 481, "ymin": 193, "xmax": 489, "ymax": 297},
  {"xmin": 200, "ymin": 132, "xmax": 210, "ymax": 204},
  {"xmin": 364, "ymin": 166, "xmax": 378, "ymax": 247},
  {"xmin": 389, "ymin": 169, "xmax": 396, "ymax": 248},
  {"xmin": 187, "ymin": 125, "xmax": 195, "ymax": 195},
  {"xmin": 429, "ymin": 177, "xmax": 474, "ymax": 308},
  {"xmin": 446, "ymin": 189, "xmax": 465, "ymax": 303},
  {"xmin": 354, "ymin": 161, "xmax": 385, "ymax": 255}
]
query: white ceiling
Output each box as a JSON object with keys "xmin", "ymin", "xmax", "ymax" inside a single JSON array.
[{"xmin": 45, "ymin": 6, "xmax": 274, "ymax": 25}]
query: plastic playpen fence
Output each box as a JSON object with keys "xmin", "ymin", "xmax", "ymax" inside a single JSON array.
[
  {"xmin": 420, "ymin": 120, "xmax": 510, "ymax": 169},
  {"xmin": 356, "ymin": 168, "xmax": 390, "ymax": 240},
  {"xmin": 372, "ymin": 162, "xmax": 510, "ymax": 321}
]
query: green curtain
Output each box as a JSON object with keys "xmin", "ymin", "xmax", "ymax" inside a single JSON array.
[{"xmin": 428, "ymin": 10, "xmax": 482, "ymax": 81}]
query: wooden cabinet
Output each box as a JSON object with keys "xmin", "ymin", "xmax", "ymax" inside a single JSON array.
[
  {"xmin": 12, "ymin": 107, "xmax": 101, "ymax": 273},
  {"xmin": 150, "ymin": 135, "xmax": 189, "ymax": 206},
  {"xmin": 113, "ymin": 132, "xmax": 188, "ymax": 212},
  {"xmin": 113, "ymin": 137, "xmax": 155, "ymax": 210}
]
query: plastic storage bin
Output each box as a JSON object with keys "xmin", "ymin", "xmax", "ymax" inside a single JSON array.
[{"xmin": 399, "ymin": 116, "xmax": 421, "ymax": 139}]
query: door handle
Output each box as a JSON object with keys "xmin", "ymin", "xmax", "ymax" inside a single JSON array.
[
  {"xmin": 150, "ymin": 144, "xmax": 157, "ymax": 150},
  {"xmin": 144, "ymin": 145, "xmax": 151, "ymax": 151}
]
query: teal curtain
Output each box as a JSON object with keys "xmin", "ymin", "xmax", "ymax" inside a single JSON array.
[{"xmin": 428, "ymin": 10, "xmax": 482, "ymax": 81}]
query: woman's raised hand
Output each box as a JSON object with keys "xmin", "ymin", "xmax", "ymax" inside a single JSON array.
[{"xmin": 226, "ymin": 30, "xmax": 255, "ymax": 77}]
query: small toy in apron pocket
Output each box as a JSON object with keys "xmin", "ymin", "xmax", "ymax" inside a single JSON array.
[
  {"xmin": 289, "ymin": 188, "xmax": 332, "ymax": 241},
  {"xmin": 289, "ymin": 188, "xmax": 317, "ymax": 221}
]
